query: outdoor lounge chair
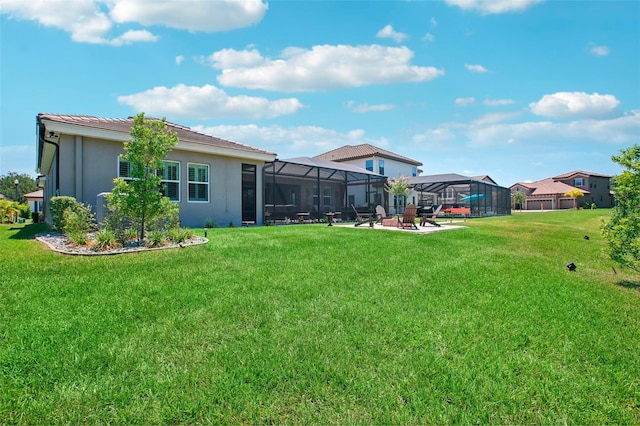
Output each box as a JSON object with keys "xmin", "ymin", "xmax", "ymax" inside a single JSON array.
[
  {"xmin": 419, "ymin": 204, "xmax": 442, "ymax": 227},
  {"xmin": 397, "ymin": 204, "xmax": 419, "ymax": 230},
  {"xmin": 352, "ymin": 204, "xmax": 374, "ymax": 227},
  {"xmin": 375, "ymin": 205, "xmax": 392, "ymax": 224}
]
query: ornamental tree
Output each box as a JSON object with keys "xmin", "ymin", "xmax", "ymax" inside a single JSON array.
[
  {"xmin": 109, "ymin": 113, "xmax": 178, "ymax": 241},
  {"xmin": 385, "ymin": 176, "xmax": 411, "ymax": 212},
  {"xmin": 0, "ymin": 172, "xmax": 36, "ymax": 203},
  {"xmin": 601, "ymin": 144, "xmax": 640, "ymax": 272}
]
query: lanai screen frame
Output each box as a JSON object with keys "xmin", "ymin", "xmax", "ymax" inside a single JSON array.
[
  {"xmin": 263, "ymin": 157, "xmax": 388, "ymax": 222},
  {"xmin": 409, "ymin": 174, "xmax": 511, "ymax": 217}
]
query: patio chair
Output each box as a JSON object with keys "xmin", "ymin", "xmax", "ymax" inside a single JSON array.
[
  {"xmin": 419, "ymin": 204, "xmax": 442, "ymax": 227},
  {"xmin": 397, "ymin": 204, "xmax": 419, "ymax": 230},
  {"xmin": 352, "ymin": 204, "xmax": 374, "ymax": 227},
  {"xmin": 375, "ymin": 205, "xmax": 392, "ymax": 224}
]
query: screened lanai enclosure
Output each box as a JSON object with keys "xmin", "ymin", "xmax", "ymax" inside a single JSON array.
[
  {"xmin": 409, "ymin": 173, "xmax": 511, "ymax": 217},
  {"xmin": 263, "ymin": 158, "xmax": 388, "ymax": 223}
]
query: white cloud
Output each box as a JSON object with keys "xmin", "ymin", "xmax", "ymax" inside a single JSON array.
[
  {"xmin": 108, "ymin": 29, "xmax": 158, "ymax": 46},
  {"xmin": 484, "ymin": 98, "xmax": 515, "ymax": 106},
  {"xmin": 376, "ymin": 24, "xmax": 408, "ymax": 43},
  {"xmin": 422, "ymin": 33, "xmax": 435, "ymax": 42},
  {"xmin": 0, "ymin": 0, "xmax": 267, "ymax": 45},
  {"xmin": 175, "ymin": 55, "xmax": 184, "ymax": 65},
  {"xmin": 209, "ymin": 48, "xmax": 266, "ymax": 69},
  {"xmin": 529, "ymin": 92, "xmax": 620, "ymax": 119},
  {"xmin": 413, "ymin": 110, "xmax": 640, "ymax": 148},
  {"xmin": 455, "ymin": 97, "xmax": 476, "ymax": 106},
  {"xmin": 347, "ymin": 101, "xmax": 395, "ymax": 113},
  {"xmin": 190, "ymin": 124, "xmax": 389, "ymax": 159},
  {"xmin": 588, "ymin": 43, "xmax": 610, "ymax": 56},
  {"xmin": 117, "ymin": 84, "xmax": 303, "ymax": 119},
  {"xmin": 213, "ymin": 45, "xmax": 445, "ymax": 92},
  {"xmin": 445, "ymin": 0, "xmax": 543, "ymax": 15},
  {"xmin": 471, "ymin": 111, "xmax": 522, "ymax": 125},
  {"xmin": 465, "ymin": 63, "xmax": 490, "ymax": 73},
  {"xmin": 108, "ymin": 0, "xmax": 267, "ymax": 32}
]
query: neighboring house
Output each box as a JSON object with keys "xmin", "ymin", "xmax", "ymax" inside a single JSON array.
[
  {"xmin": 36, "ymin": 114, "xmax": 277, "ymax": 228},
  {"xmin": 24, "ymin": 190, "xmax": 43, "ymax": 217},
  {"xmin": 510, "ymin": 170, "xmax": 614, "ymax": 210},
  {"xmin": 314, "ymin": 144, "xmax": 422, "ymax": 213}
]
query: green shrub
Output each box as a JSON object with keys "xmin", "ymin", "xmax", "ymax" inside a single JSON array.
[
  {"xmin": 50, "ymin": 196, "xmax": 79, "ymax": 230},
  {"xmin": 61, "ymin": 204, "xmax": 95, "ymax": 237},
  {"xmin": 50, "ymin": 196, "xmax": 95, "ymax": 233},
  {"xmin": 147, "ymin": 197, "xmax": 180, "ymax": 233},
  {"xmin": 145, "ymin": 231, "xmax": 165, "ymax": 248},
  {"xmin": 124, "ymin": 228, "xmax": 138, "ymax": 242},
  {"xmin": 94, "ymin": 229, "xmax": 120, "ymax": 250},
  {"xmin": 67, "ymin": 230, "xmax": 88, "ymax": 246},
  {"xmin": 167, "ymin": 228, "xmax": 193, "ymax": 244},
  {"xmin": 204, "ymin": 218, "xmax": 216, "ymax": 228},
  {"xmin": 18, "ymin": 203, "xmax": 31, "ymax": 219}
]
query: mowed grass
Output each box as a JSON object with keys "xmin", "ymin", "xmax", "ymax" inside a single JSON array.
[{"xmin": 1, "ymin": 210, "xmax": 639, "ymax": 424}]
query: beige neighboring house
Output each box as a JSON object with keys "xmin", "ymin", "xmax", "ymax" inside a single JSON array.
[
  {"xmin": 510, "ymin": 170, "xmax": 614, "ymax": 210},
  {"xmin": 314, "ymin": 144, "xmax": 422, "ymax": 212},
  {"xmin": 36, "ymin": 114, "xmax": 277, "ymax": 228},
  {"xmin": 24, "ymin": 190, "xmax": 43, "ymax": 217}
]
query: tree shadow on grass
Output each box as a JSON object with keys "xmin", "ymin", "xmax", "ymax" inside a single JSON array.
[
  {"xmin": 7, "ymin": 223, "xmax": 51, "ymax": 240},
  {"xmin": 616, "ymin": 280, "xmax": 640, "ymax": 291}
]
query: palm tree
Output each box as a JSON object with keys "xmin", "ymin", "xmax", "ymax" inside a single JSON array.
[{"xmin": 564, "ymin": 189, "xmax": 584, "ymax": 209}]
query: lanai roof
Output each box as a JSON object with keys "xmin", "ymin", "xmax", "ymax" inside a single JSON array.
[
  {"xmin": 267, "ymin": 157, "xmax": 386, "ymax": 183},
  {"xmin": 408, "ymin": 173, "xmax": 503, "ymax": 193}
]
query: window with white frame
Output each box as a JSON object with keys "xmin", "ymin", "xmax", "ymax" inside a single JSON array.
[
  {"xmin": 411, "ymin": 167, "xmax": 417, "ymax": 177},
  {"xmin": 188, "ymin": 163, "xmax": 209, "ymax": 202},
  {"xmin": 323, "ymin": 187, "xmax": 331, "ymax": 205},
  {"xmin": 574, "ymin": 178, "xmax": 584, "ymax": 187},
  {"xmin": 378, "ymin": 159, "xmax": 385, "ymax": 175},
  {"xmin": 118, "ymin": 156, "xmax": 132, "ymax": 180},
  {"xmin": 365, "ymin": 159, "xmax": 373, "ymax": 172},
  {"xmin": 159, "ymin": 160, "xmax": 180, "ymax": 201}
]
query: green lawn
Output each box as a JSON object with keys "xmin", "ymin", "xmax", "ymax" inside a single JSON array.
[{"xmin": 1, "ymin": 210, "xmax": 639, "ymax": 424}]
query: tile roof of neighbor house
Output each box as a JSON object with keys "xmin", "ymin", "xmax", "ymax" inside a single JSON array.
[
  {"xmin": 314, "ymin": 143, "xmax": 422, "ymax": 166},
  {"xmin": 511, "ymin": 178, "xmax": 590, "ymax": 196},
  {"xmin": 38, "ymin": 113, "xmax": 276, "ymax": 156},
  {"xmin": 552, "ymin": 170, "xmax": 612, "ymax": 179}
]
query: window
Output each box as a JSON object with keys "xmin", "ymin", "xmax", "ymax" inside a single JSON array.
[
  {"xmin": 411, "ymin": 167, "xmax": 417, "ymax": 177},
  {"xmin": 188, "ymin": 163, "xmax": 209, "ymax": 202},
  {"xmin": 378, "ymin": 159, "xmax": 385, "ymax": 175},
  {"xmin": 323, "ymin": 187, "xmax": 331, "ymax": 205},
  {"xmin": 365, "ymin": 159, "xmax": 373, "ymax": 172},
  {"xmin": 574, "ymin": 178, "xmax": 584, "ymax": 187},
  {"xmin": 159, "ymin": 161, "xmax": 180, "ymax": 201},
  {"xmin": 118, "ymin": 156, "xmax": 132, "ymax": 180}
]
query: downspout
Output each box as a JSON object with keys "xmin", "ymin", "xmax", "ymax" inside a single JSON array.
[{"xmin": 38, "ymin": 122, "xmax": 60, "ymax": 194}]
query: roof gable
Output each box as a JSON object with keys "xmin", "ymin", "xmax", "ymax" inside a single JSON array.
[
  {"xmin": 552, "ymin": 170, "xmax": 612, "ymax": 180},
  {"xmin": 314, "ymin": 144, "xmax": 422, "ymax": 166}
]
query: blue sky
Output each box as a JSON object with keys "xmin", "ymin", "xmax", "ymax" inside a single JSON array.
[{"xmin": 1, "ymin": 0, "xmax": 639, "ymax": 186}]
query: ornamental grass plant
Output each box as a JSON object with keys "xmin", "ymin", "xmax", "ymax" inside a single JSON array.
[{"xmin": 1, "ymin": 210, "xmax": 638, "ymax": 424}]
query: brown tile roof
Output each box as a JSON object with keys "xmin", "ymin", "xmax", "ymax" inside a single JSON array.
[
  {"xmin": 38, "ymin": 113, "xmax": 275, "ymax": 156},
  {"xmin": 512, "ymin": 177, "xmax": 589, "ymax": 196},
  {"xmin": 314, "ymin": 144, "xmax": 422, "ymax": 166},
  {"xmin": 552, "ymin": 170, "xmax": 612, "ymax": 179}
]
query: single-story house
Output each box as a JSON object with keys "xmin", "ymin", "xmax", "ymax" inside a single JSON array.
[
  {"xmin": 37, "ymin": 113, "xmax": 277, "ymax": 228},
  {"xmin": 23, "ymin": 189, "xmax": 43, "ymax": 216},
  {"xmin": 510, "ymin": 170, "xmax": 614, "ymax": 210}
]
